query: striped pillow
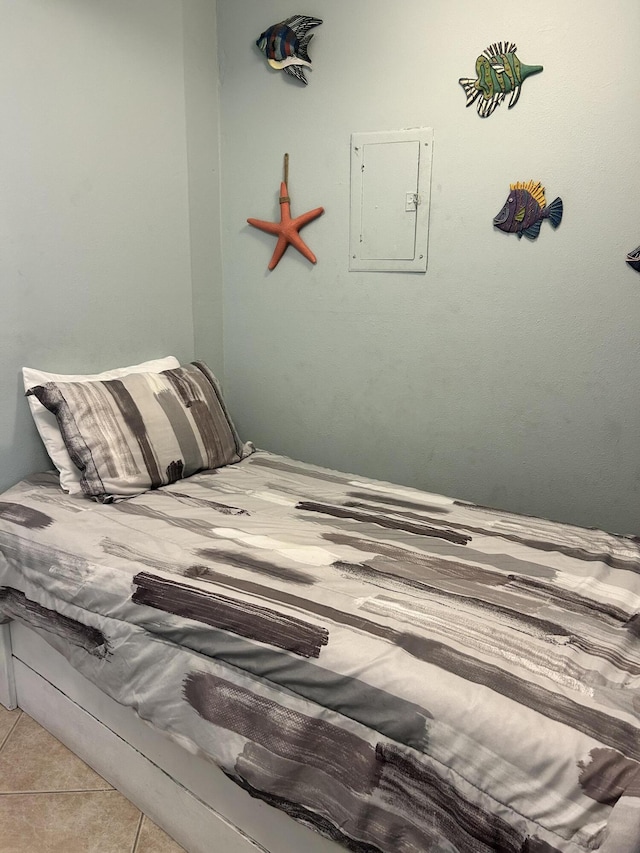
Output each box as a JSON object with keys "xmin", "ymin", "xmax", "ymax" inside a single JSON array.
[{"xmin": 27, "ymin": 361, "xmax": 252, "ymax": 501}]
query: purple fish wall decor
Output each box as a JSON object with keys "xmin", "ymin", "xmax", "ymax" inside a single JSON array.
[
  {"xmin": 626, "ymin": 244, "xmax": 640, "ymax": 272},
  {"xmin": 494, "ymin": 181, "xmax": 563, "ymax": 241},
  {"xmin": 459, "ymin": 42, "xmax": 543, "ymax": 118},
  {"xmin": 256, "ymin": 15, "xmax": 322, "ymax": 85}
]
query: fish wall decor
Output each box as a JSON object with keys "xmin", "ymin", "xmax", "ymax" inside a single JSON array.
[
  {"xmin": 626, "ymin": 244, "xmax": 640, "ymax": 272},
  {"xmin": 493, "ymin": 181, "xmax": 563, "ymax": 241},
  {"xmin": 256, "ymin": 15, "xmax": 322, "ymax": 85},
  {"xmin": 459, "ymin": 42, "xmax": 543, "ymax": 118}
]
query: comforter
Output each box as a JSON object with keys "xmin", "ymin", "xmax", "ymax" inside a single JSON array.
[{"xmin": 1, "ymin": 451, "xmax": 639, "ymax": 853}]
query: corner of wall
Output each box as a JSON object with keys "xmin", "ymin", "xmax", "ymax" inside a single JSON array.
[{"xmin": 182, "ymin": 0, "xmax": 225, "ymax": 381}]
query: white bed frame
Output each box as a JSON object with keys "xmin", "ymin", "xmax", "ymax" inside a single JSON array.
[{"xmin": 0, "ymin": 619, "xmax": 343, "ymax": 853}]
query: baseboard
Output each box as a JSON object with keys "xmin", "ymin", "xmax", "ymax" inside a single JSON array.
[{"xmin": 0, "ymin": 622, "xmax": 17, "ymax": 710}]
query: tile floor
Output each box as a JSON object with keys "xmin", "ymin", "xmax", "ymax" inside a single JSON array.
[{"xmin": 0, "ymin": 704, "xmax": 186, "ymax": 852}]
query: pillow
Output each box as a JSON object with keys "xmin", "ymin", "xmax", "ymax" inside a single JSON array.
[
  {"xmin": 27, "ymin": 361, "xmax": 252, "ymax": 501},
  {"xmin": 23, "ymin": 356, "xmax": 180, "ymax": 493}
]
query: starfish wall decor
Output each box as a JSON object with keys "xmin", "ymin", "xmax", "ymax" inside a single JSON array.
[{"xmin": 247, "ymin": 154, "xmax": 324, "ymax": 270}]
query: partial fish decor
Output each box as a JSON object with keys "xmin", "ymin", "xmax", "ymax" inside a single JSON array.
[
  {"xmin": 255, "ymin": 15, "xmax": 323, "ymax": 85},
  {"xmin": 493, "ymin": 181, "xmax": 563, "ymax": 241},
  {"xmin": 626, "ymin": 244, "xmax": 640, "ymax": 272},
  {"xmin": 247, "ymin": 153, "xmax": 324, "ymax": 270},
  {"xmin": 459, "ymin": 42, "xmax": 543, "ymax": 118}
]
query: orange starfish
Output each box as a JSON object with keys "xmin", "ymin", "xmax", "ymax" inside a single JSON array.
[{"xmin": 247, "ymin": 181, "xmax": 324, "ymax": 270}]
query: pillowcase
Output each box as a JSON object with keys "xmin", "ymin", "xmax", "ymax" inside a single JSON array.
[
  {"xmin": 23, "ymin": 356, "xmax": 180, "ymax": 494},
  {"xmin": 27, "ymin": 361, "xmax": 251, "ymax": 501}
]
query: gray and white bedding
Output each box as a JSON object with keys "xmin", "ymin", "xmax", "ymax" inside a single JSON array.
[{"xmin": 1, "ymin": 451, "xmax": 640, "ymax": 853}]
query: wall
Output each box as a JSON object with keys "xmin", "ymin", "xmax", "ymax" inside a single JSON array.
[
  {"xmin": 218, "ymin": 0, "xmax": 640, "ymax": 534},
  {"xmin": 0, "ymin": 0, "xmax": 196, "ymax": 492},
  {"xmin": 183, "ymin": 0, "xmax": 225, "ymax": 375},
  {"xmin": 2, "ymin": 2, "xmax": 637, "ymax": 534}
]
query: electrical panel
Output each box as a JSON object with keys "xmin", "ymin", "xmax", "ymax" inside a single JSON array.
[{"xmin": 349, "ymin": 128, "xmax": 434, "ymax": 273}]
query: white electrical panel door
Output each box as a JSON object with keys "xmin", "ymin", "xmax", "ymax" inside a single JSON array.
[{"xmin": 350, "ymin": 128, "xmax": 433, "ymax": 273}]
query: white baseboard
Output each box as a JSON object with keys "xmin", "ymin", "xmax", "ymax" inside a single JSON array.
[{"xmin": 0, "ymin": 622, "xmax": 17, "ymax": 710}]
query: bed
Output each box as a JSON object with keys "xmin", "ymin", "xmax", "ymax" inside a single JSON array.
[{"xmin": 1, "ymin": 360, "xmax": 640, "ymax": 853}]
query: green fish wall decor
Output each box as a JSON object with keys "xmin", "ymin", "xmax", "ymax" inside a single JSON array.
[{"xmin": 459, "ymin": 42, "xmax": 543, "ymax": 118}]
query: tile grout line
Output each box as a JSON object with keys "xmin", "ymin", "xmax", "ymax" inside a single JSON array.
[
  {"xmin": 131, "ymin": 812, "xmax": 145, "ymax": 853},
  {"xmin": 0, "ymin": 788, "xmax": 117, "ymax": 796},
  {"xmin": 0, "ymin": 709, "xmax": 22, "ymax": 754}
]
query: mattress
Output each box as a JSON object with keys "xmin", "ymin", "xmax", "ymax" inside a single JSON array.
[{"xmin": 1, "ymin": 450, "xmax": 640, "ymax": 853}]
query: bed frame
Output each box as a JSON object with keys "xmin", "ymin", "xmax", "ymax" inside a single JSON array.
[{"xmin": 0, "ymin": 619, "xmax": 343, "ymax": 853}]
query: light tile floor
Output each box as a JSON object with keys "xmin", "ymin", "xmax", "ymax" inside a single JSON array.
[{"xmin": 0, "ymin": 704, "xmax": 186, "ymax": 853}]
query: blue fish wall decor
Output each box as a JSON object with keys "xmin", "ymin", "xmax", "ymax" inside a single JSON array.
[
  {"xmin": 256, "ymin": 15, "xmax": 322, "ymax": 85},
  {"xmin": 494, "ymin": 181, "xmax": 563, "ymax": 240},
  {"xmin": 626, "ymin": 244, "xmax": 640, "ymax": 272},
  {"xmin": 459, "ymin": 42, "xmax": 543, "ymax": 118}
]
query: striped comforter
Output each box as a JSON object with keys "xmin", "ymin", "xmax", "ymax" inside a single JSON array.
[{"xmin": 1, "ymin": 450, "xmax": 639, "ymax": 853}]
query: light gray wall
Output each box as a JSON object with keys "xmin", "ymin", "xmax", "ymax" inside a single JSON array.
[
  {"xmin": 218, "ymin": 0, "xmax": 640, "ymax": 534},
  {"xmin": 2, "ymin": 1, "xmax": 638, "ymax": 535},
  {"xmin": 183, "ymin": 0, "xmax": 225, "ymax": 376},
  {"xmin": 0, "ymin": 1, "xmax": 196, "ymax": 492}
]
